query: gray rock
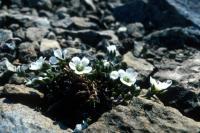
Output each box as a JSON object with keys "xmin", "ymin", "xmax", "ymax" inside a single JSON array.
[
  {"xmin": 0, "ymin": 98, "xmax": 69, "ymax": 133},
  {"xmin": 40, "ymin": 39, "xmax": 60, "ymax": 53},
  {"xmin": 85, "ymin": 97, "xmax": 200, "ymax": 133},
  {"xmin": 71, "ymin": 17, "xmax": 98, "ymax": 29},
  {"xmin": 123, "ymin": 51, "xmax": 154, "ymax": 80},
  {"xmin": 154, "ymin": 52, "xmax": 200, "ymax": 121},
  {"xmin": 52, "ymin": 16, "xmax": 73, "ymax": 29},
  {"xmin": 0, "ymin": 84, "xmax": 44, "ymax": 106},
  {"xmin": 64, "ymin": 30, "xmax": 118, "ymax": 46},
  {"xmin": 0, "ymin": 29, "xmax": 13, "ymax": 42},
  {"xmin": 26, "ymin": 0, "xmax": 52, "ymax": 10},
  {"xmin": 6, "ymin": 14, "xmax": 50, "ymax": 28},
  {"xmin": 26, "ymin": 27, "xmax": 49, "ymax": 42},
  {"xmin": 144, "ymin": 27, "xmax": 200, "ymax": 49},
  {"xmin": 18, "ymin": 42, "xmax": 38, "ymax": 63},
  {"xmin": 113, "ymin": 0, "xmax": 192, "ymax": 30},
  {"xmin": 127, "ymin": 23, "xmax": 145, "ymax": 38}
]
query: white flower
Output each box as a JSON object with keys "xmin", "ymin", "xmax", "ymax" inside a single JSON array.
[
  {"xmin": 69, "ymin": 57, "xmax": 92, "ymax": 75},
  {"xmin": 29, "ymin": 57, "xmax": 46, "ymax": 70},
  {"xmin": 110, "ymin": 71, "xmax": 119, "ymax": 80},
  {"xmin": 150, "ymin": 76, "xmax": 172, "ymax": 91},
  {"xmin": 110, "ymin": 68, "xmax": 138, "ymax": 86},
  {"xmin": 118, "ymin": 68, "xmax": 138, "ymax": 86},
  {"xmin": 49, "ymin": 49, "xmax": 68, "ymax": 64},
  {"xmin": 107, "ymin": 45, "xmax": 117, "ymax": 53},
  {"xmin": 103, "ymin": 60, "xmax": 110, "ymax": 68}
]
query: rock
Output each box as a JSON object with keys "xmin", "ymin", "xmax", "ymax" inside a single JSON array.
[
  {"xmin": 26, "ymin": 0, "xmax": 52, "ymax": 10},
  {"xmin": 113, "ymin": 0, "xmax": 192, "ymax": 30},
  {"xmin": 6, "ymin": 14, "xmax": 50, "ymax": 28},
  {"xmin": 123, "ymin": 51, "xmax": 154, "ymax": 81},
  {"xmin": 26, "ymin": 27, "xmax": 49, "ymax": 42},
  {"xmin": 40, "ymin": 39, "xmax": 60, "ymax": 52},
  {"xmin": 154, "ymin": 52, "xmax": 200, "ymax": 121},
  {"xmin": 127, "ymin": 23, "xmax": 145, "ymax": 38},
  {"xmin": 0, "ymin": 84, "xmax": 44, "ymax": 106},
  {"xmin": 66, "ymin": 47, "xmax": 81, "ymax": 57},
  {"xmin": 18, "ymin": 42, "xmax": 38, "ymax": 63},
  {"xmin": 0, "ymin": 59, "xmax": 15, "ymax": 85},
  {"xmin": 0, "ymin": 29, "xmax": 13, "ymax": 42},
  {"xmin": 71, "ymin": 16, "xmax": 98, "ymax": 29},
  {"xmin": 0, "ymin": 98, "xmax": 69, "ymax": 133},
  {"xmin": 52, "ymin": 15, "xmax": 73, "ymax": 29},
  {"xmin": 84, "ymin": 0, "xmax": 96, "ymax": 11},
  {"xmin": 85, "ymin": 97, "xmax": 200, "ymax": 133},
  {"xmin": 64, "ymin": 30, "xmax": 118, "ymax": 46},
  {"xmin": 144, "ymin": 27, "xmax": 200, "ymax": 49}
]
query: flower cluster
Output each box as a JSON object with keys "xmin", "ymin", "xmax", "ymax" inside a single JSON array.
[{"xmin": 110, "ymin": 68, "xmax": 138, "ymax": 87}]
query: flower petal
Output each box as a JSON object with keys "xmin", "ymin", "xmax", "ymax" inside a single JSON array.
[
  {"xmin": 72, "ymin": 56, "xmax": 81, "ymax": 65},
  {"xmin": 83, "ymin": 66, "xmax": 92, "ymax": 73},
  {"xmin": 49, "ymin": 56, "xmax": 59, "ymax": 65},
  {"xmin": 54, "ymin": 49, "xmax": 63, "ymax": 60},
  {"xmin": 150, "ymin": 76, "xmax": 157, "ymax": 86},
  {"xmin": 160, "ymin": 80, "xmax": 172, "ymax": 90},
  {"xmin": 69, "ymin": 62, "xmax": 76, "ymax": 70},
  {"xmin": 81, "ymin": 57, "xmax": 90, "ymax": 66},
  {"xmin": 110, "ymin": 71, "xmax": 119, "ymax": 80},
  {"xmin": 118, "ymin": 69, "xmax": 125, "ymax": 77},
  {"xmin": 74, "ymin": 70, "xmax": 85, "ymax": 75},
  {"xmin": 63, "ymin": 49, "xmax": 68, "ymax": 59},
  {"xmin": 120, "ymin": 78, "xmax": 133, "ymax": 86}
]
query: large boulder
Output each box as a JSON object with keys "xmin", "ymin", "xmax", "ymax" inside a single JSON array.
[
  {"xmin": 0, "ymin": 84, "xmax": 44, "ymax": 107},
  {"xmin": 154, "ymin": 52, "xmax": 200, "ymax": 121},
  {"xmin": 113, "ymin": 0, "xmax": 200, "ymax": 30},
  {"xmin": 85, "ymin": 97, "xmax": 200, "ymax": 132},
  {"xmin": 144, "ymin": 27, "xmax": 200, "ymax": 49},
  {"xmin": 0, "ymin": 98, "xmax": 70, "ymax": 133}
]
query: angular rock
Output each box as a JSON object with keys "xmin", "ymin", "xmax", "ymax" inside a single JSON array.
[
  {"xmin": 85, "ymin": 97, "xmax": 200, "ymax": 133},
  {"xmin": 65, "ymin": 30, "xmax": 118, "ymax": 46},
  {"xmin": 52, "ymin": 16, "xmax": 73, "ymax": 29},
  {"xmin": 0, "ymin": 29, "xmax": 13, "ymax": 42},
  {"xmin": 0, "ymin": 98, "xmax": 69, "ymax": 133},
  {"xmin": 26, "ymin": 27, "xmax": 49, "ymax": 42},
  {"xmin": 0, "ymin": 84, "xmax": 44, "ymax": 106},
  {"xmin": 144, "ymin": 27, "xmax": 200, "ymax": 49},
  {"xmin": 127, "ymin": 23, "xmax": 145, "ymax": 38},
  {"xmin": 154, "ymin": 52, "xmax": 200, "ymax": 121},
  {"xmin": 123, "ymin": 51, "xmax": 154, "ymax": 81},
  {"xmin": 18, "ymin": 42, "xmax": 38, "ymax": 63},
  {"xmin": 26, "ymin": 0, "xmax": 52, "ymax": 10},
  {"xmin": 71, "ymin": 16, "xmax": 98, "ymax": 29},
  {"xmin": 40, "ymin": 39, "xmax": 60, "ymax": 52},
  {"xmin": 113, "ymin": 0, "xmax": 193, "ymax": 30},
  {"xmin": 6, "ymin": 14, "xmax": 50, "ymax": 28}
]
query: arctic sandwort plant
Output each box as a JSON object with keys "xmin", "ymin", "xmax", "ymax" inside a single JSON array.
[{"xmin": 5, "ymin": 46, "xmax": 172, "ymax": 128}]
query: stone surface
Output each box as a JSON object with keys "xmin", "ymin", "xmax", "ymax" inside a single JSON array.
[
  {"xmin": 71, "ymin": 16, "xmax": 97, "ymax": 29},
  {"xmin": 26, "ymin": 27, "xmax": 49, "ymax": 42},
  {"xmin": 123, "ymin": 51, "xmax": 154, "ymax": 81},
  {"xmin": 85, "ymin": 97, "xmax": 200, "ymax": 133},
  {"xmin": 144, "ymin": 27, "xmax": 200, "ymax": 49},
  {"xmin": 0, "ymin": 84, "xmax": 44, "ymax": 106},
  {"xmin": 0, "ymin": 29, "xmax": 13, "ymax": 42},
  {"xmin": 65, "ymin": 30, "xmax": 118, "ymax": 46},
  {"xmin": 0, "ymin": 98, "xmax": 69, "ymax": 133},
  {"xmin": 40, "ymin": 39, "xmax": 60, "ymax": 52},
  {"xmin": 18, "ymin": 42, "xmax": 38, "ymax": 63},
  {"xmin": 154, "ymin": 52, "xmax": 200, "ymax": 121},
  {"xmin": 113, "ymin": 0, "xmax": 193, "ymax": 30}
]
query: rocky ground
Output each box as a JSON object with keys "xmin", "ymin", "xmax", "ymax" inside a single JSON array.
[{"xmin": 0, "ymin": 0, "xmax": 200, "ymax": 132}]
